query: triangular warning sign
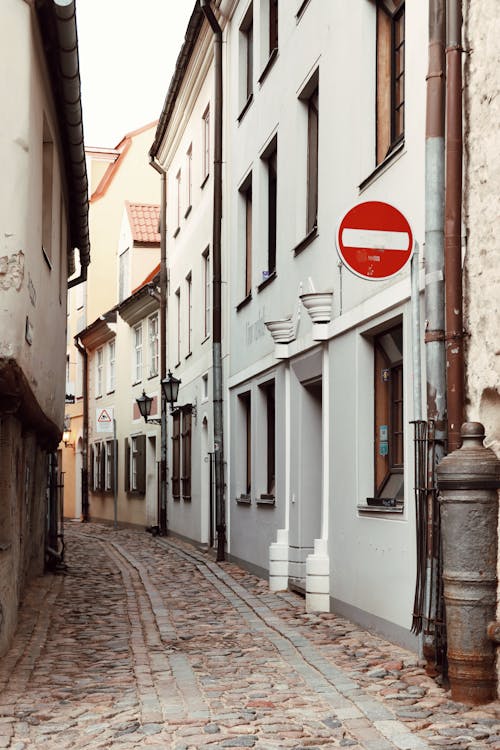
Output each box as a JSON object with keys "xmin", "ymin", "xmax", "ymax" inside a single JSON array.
[{"xmin": 97, "ymin": 409, "xmax": 112, "ymax": 423}]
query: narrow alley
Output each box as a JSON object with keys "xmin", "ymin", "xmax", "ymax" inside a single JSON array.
[{"xmin": 0, "ymin": 525, "xmax": 498, "ymax": 750}]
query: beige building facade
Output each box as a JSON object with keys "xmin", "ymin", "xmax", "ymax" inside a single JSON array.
[{"xmin": 0, "ymin": 0, "xmax": 89, "ymax": 655}]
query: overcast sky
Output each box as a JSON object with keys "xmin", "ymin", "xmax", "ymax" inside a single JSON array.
[{"xmin": 76, "ymin": 0, "xmax": 195, "ymax": 148}]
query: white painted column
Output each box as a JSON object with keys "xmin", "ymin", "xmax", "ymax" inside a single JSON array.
[
  {"xmin": 306, "ymin": 344, "xmax": 330, "ymax": 611},
  {"xmin": 269, "ymin": 363, "xmax": 290, "ymax": 591}
]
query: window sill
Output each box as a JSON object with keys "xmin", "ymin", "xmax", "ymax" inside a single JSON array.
[
  {"xmin": 236, "ymin": 293, "xmax": 252, "ymax": 312},
  {"xmin": 358, "ymin": 141, "xmax": 405, "ymax": 192},
  {"xmin": 358, "ymin": 501, "xmax": 404, "ymax": 515},
  {"xmin": 296, "ymin": 0, "xmax": 312, "ymax": 22},
  {"xmin": 293, "ymin": 225, "xmax": 318, "ymax": 256},
  {"xmin": 106, "ymin": 389, "xmax": 115, "ymax": 395},
  {"xmin": 258, "ymin": 48, "xmax": 278, "ymax": 86},
  {"xmin": 236, "ymin": 494, "xmax": 251, "ymax": 505},
  {"xmin": 237, "ymin": 94, "xmax": 254, "ymax": 124},
  {"xmin": 42, "ymin": 246, "xmax": 52, "ymax": 270},
  {"xmin": 173, "ymin": 226, "xmax": 181, "ymax": 238},
  {"xmin": 95, "ymin": 394, "xmax": 103, "ymax": 400},
  {"xmin": 185, "ymin": 351, "xmax": 192, "ymax": 360},
  {"xmin": 184, "ymin": 205, "xmax": 192, "ymax": 220},
  {"xmin": 257, "ymin": 270, "xmax": 277, "ymax": 293},
  {"xmin": 173, "ymin": 495, "xmax": 181, "ymax": 502},
  {"xmin": 200, "ymin": 173, "xmax": 210, "ymax": 190},
  {"xmin": 182, "ymin": 495, "xmax": 192, "ymax": 502},
  {"xmin": 132, "ymin": 380, "xmax": 142, "ymax": 387},
  {"xmin": 147, "ymin": 372, "xmax": 158, "ymax": 380},
  {"xmin": 174, "ymin": 362, "xmax": 181, "ymax": 369},
  {"xmin": 201, "ymin": 335, "xmax": 210, "ymax": 345},
  {"xmin": 256, "ymin": 494, "xmax": 275, "ymax": 507}
]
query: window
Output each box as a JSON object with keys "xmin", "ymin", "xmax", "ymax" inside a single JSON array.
[
  {"xmin": 376, "ymin": 0, "xmax": 405, "ymax": 164},
  {"xmin": 176, "ymin": 169, "xmax": 182, "ymax": 231},
  {"xmin": 42, "ymin": 117, "xmax": 54, "ymax": 265},
  {"xmin": 202, "ymin": 106, "xmax": 210, "ymax": 181},
  {"xmin": 239, "ymin": 174, "xmax": 253, "ymax": 299},
  {"xmin": 107, "ymin": 340, "xmax": 116, "ymax": 392},
  {"xmin": 124, "ymin": 435, "xmax": 146, "ymax": 494},
  {"xmin": 203, "ymin": 248, "xmax": 210, "ymax": 337},
  {"xmin": 96, "ymin": 348, "xmax": 104, "ymax": 397},
  {"xmin": 186, "ymin": 273, "xmax": 192, "ymax": 356},
  {"xmin": 262, "ymin": 137, "xmax": 277, "ymax": 277},
  {"xmin": 202, "ymin": 373, "xmax": 209, "ymax": 401},
  {"xmin": 172, "ymin": 412, "xmax": 181, "ymax": 500},
  {"xmin": 264, "ymin": 382, "xmax": 275, "ymax": 495},
  {"xmin": 186, "ymin": 144, "xmax": 193, "ymax": 212},
  {"xmin": 119, "ymin": 248, "xmax": 130, "ymax": 302},
  {"xmin": 240, "ymin": 391, "xmax": 251, "ymax": 496},
  {"xmin": 105, "ymin": 439, "xmax": 116, "ymax": 492},
  {"xmin": 240, "ymin": 4, "xmax": 254, "ymax": 109},
  {"xmin": 306, "ymin": 84, "xmax": 319, "ymax": 233},
  {"xmin": 176, "ymin": 288, "xmax": 182, "ymax": 361},
  {"xmin": 372, "ymin": 324, "xmax": 404, "ymax": 504},
  {"xmin": 181, "ymin": 408, "xmax": 192, "ymax": 500},
  {"xmin": 133, "ymin": 324, "xmax": 143, "ymax": 383},
  {"xmin": 269, "ymin": 0, "xmax": 278, "ymax": 54},
  {"xmin": 148, "ymin": 314, "xmax": 159, "ymax": 377}
]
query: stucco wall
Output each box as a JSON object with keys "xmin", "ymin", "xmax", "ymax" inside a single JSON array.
[{"xmin": 463, "ymin": 1, "xmax": 500, "ymax": 455}]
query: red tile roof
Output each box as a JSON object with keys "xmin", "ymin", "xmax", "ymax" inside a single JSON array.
[{"xmin": 126, "ymin": 202, "xmax": 161, "ymax": 244}]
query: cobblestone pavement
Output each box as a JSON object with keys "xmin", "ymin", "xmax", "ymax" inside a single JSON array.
[{"xmin": 0, "ymin": 523, "xmax": 498, "ymax": 750}]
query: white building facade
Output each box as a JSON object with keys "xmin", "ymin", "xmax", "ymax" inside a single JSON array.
[{"xmin": 225, "ymin": 0, "xmax": 426, "ymax": 649}]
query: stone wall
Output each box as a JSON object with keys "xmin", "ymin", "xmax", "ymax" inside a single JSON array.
[
  {"xmin": 463, "ymin": 1, "xmax": 500, "ymax": 455},
  {"xmin": 0, "ymin": 416, "xmax": 47, "ymax": 657}
]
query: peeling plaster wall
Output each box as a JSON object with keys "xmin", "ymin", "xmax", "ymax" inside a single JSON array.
[
  {"xmin": 0, "ymin": 0, "xmax": 68, "ymax": 430},
  {"xmin": 463, "ymin": 1, "xmax": 500, "ymax": 456}
]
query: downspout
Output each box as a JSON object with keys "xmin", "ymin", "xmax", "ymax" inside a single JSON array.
[
  {"xmin": 74, "ymin": 336, "xmax": 89, "ymax": 521},
  {"xmin": 200, "ymin": 0, "xmax": 226, "ymax": 561},
  {"xmin": 150, "ymin": 157, "xmax": 168, "ymax": 536},
  {"xmin": 423, "ymin": 0, "xmax": 447, "ymax": 671},
  {"xmin": 444, "ymin": 0, "xmax": 464, "ymax": 453}
]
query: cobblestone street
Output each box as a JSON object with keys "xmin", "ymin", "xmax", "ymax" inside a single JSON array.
[{"xmin": 0, "ymin": 523, "xmax": 498, "ymax": 750}]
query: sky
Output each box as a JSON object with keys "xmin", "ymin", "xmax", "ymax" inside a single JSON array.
[{"xmin": 76, "ymin": 0, "xmax": 195, "ymax": 148}]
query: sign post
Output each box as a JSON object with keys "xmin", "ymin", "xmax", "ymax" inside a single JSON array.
[{"xmin": 336, "ymin": 200, "xmax": 414, "ymax": 281}]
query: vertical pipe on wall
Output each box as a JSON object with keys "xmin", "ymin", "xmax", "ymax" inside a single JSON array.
[
  {"xmin": 411, "ymin": 243, "xmax": 422, "ymax": 423},
  {"xmin": 150, "ymin": 159, "xmax": 168, "ymax": 535},
  {"xmin": 201, "ymin": 0, "xmax": 226, "ymax": 561},
  {"xmin": 422, "ymin": 0, "xmax": 447, "ymax": 672},
  {"xmin": 444, "ymin": 0, "xmax": 464, "ymax": 453},
  {"xmin": 75, "ymin": 337, "xmax": 89, "ymax": 521}
]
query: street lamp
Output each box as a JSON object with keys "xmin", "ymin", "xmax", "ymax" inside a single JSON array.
[{"xmin": 136, "ymin": 371, "xmax": 181, "ymax": 425}]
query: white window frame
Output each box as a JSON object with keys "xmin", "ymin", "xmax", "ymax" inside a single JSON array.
[
  {"xmin": 107, "ymin": 340, "xmax": 116, "ymax": 392},
  {"xmin": 105, "ymin": 440, "xmax": 113, "ymax": 491},
  {"xmin": 148, "ymin": 313, "xmax": 159, "ymax": 377},
  {"xmin": 133, "ymin": 324, "xmax": 143, "ymax": 383},
  {"xmin": 202, "ymin": 105, "xmax": 210, "ymax": 181},
  {"xmin": 203, "ymin": 247, "xmax": 210, "ymax": 338},
  {"xmin": 96, "ymin": 347, "xmax": 104, "ymax": 397},
  {"xmin": 131, "ymin": 436, "xmax": 139, "ymax": 491}
]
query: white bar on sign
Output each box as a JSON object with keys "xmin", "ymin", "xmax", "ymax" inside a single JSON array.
[{"xmin": 342, "ymin": 228, "xmax": 409, "ymax": 251}]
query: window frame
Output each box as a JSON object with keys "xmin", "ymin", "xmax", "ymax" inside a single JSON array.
[
  {"xmin": 202, "ymin": 105, "xmax": 210, "ymax": 182},
  {"xmin": 186, "ymin": 272, "xmax": 192, "ymax": 356},
  {"xmin": 203, "ymin": 247, "xmax": 211, "ymax": 338},
  {"xmin": 133, "ymin": 324, "xmax": 143, "ymax": 383},
  {"xmin": 376, "ymin": 0, "xmax": 405, "ymax": 165},
  {"xmin": 107, "ymin": 340, "xmax": 116, "ymax": 393},
  {"xmin": 96, "ymin": 347, "xmax": 104, "ymax": 398},
  {"xmin": 175, "ymin": 288, "xmax": 181, "ymax": 365},
  {"xmin": 148, "ymin": 313, "xmax": 159, "ymax": 378}
]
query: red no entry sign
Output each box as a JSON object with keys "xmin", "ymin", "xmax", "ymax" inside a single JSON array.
[{"xmin": 336, "ymin": 201, "xmax": 414, "ymax": 280}]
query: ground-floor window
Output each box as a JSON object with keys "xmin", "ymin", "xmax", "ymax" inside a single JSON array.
[{"xmin": 124, "ymin": 434, "xmax": 145, "ymax": 494}]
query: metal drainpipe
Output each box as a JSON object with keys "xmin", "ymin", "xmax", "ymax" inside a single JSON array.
[
  {"xmin": 200, "ymin": 0, "xmax": 226, "ymax": 562},
  {"xmin": 444, "ymin": 0, "xmax": 464, "ymax": 453},
  {"xmin": 150, "ymin": 158, "xmax": 168, "ymax": 536},
  {"xmin": 74, "ymin": 337, "xmax": 89, "ymax": 521},
  {"xmin": 423, "ymin": 0, "xmax": 447, "ymax": 672}
]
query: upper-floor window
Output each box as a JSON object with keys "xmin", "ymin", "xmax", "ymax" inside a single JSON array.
[
  {"xmin": 42, "ymin": 117, "xmax": 54, "ymax": 266},
  {"xmin": 376, "ymin": 0, "xmax": 405, "ymax": 164},
  {"xmin": 239, "ymin": 3, "xmax": 254, "ymax": 111},
  {"xmin": 186, "ymin": 273, "xmax": 192, "ymax": 356},
  {"xmin": 96, "ymin": 347, "xmax": 104, "ymax": 397},
  {"xmin": 202, "ymin": 106, "xmax": 210, "ymax": 181},
  {"xmin": 119, "ymin": 248, "xmax": 130, "ymax": 302},
  {"xmin": 107, "ymin": 340, "xmax": 116, "ymax": 392},
  {"xmin": 176, "ymin": 169, "xmax": 182, "ymax": 231},
  {"xmin": 175, "ymin": 288, "xmax": 181, "ymax": 365},
  {"xmin": 186, "ymin": 144, "xmax": 193, "ymax": 212},
  {"xmin": 148, "ymin": 313, "xmax": 159, "ymax": 377},
  {"xmin": 203, "ymin": 248, "xmax": 210, "ymax": 338},
  {"xmin": 239, "ymin": 173, "xmax": 253, "ymax": 301},
  {"xmin": 262, "ymin": 136, "xmax": 278, "ymax": 277},
  {"xmin": 133, "ymin": 324, "xmax": 142, "ymax": 383},
  {"xmin": 269, "ymin": 0, "xmax": 278, "ymax": 54},
  {"xmin": 304, "ymin": 79, "xmax": 319, "ymax": 234}
]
